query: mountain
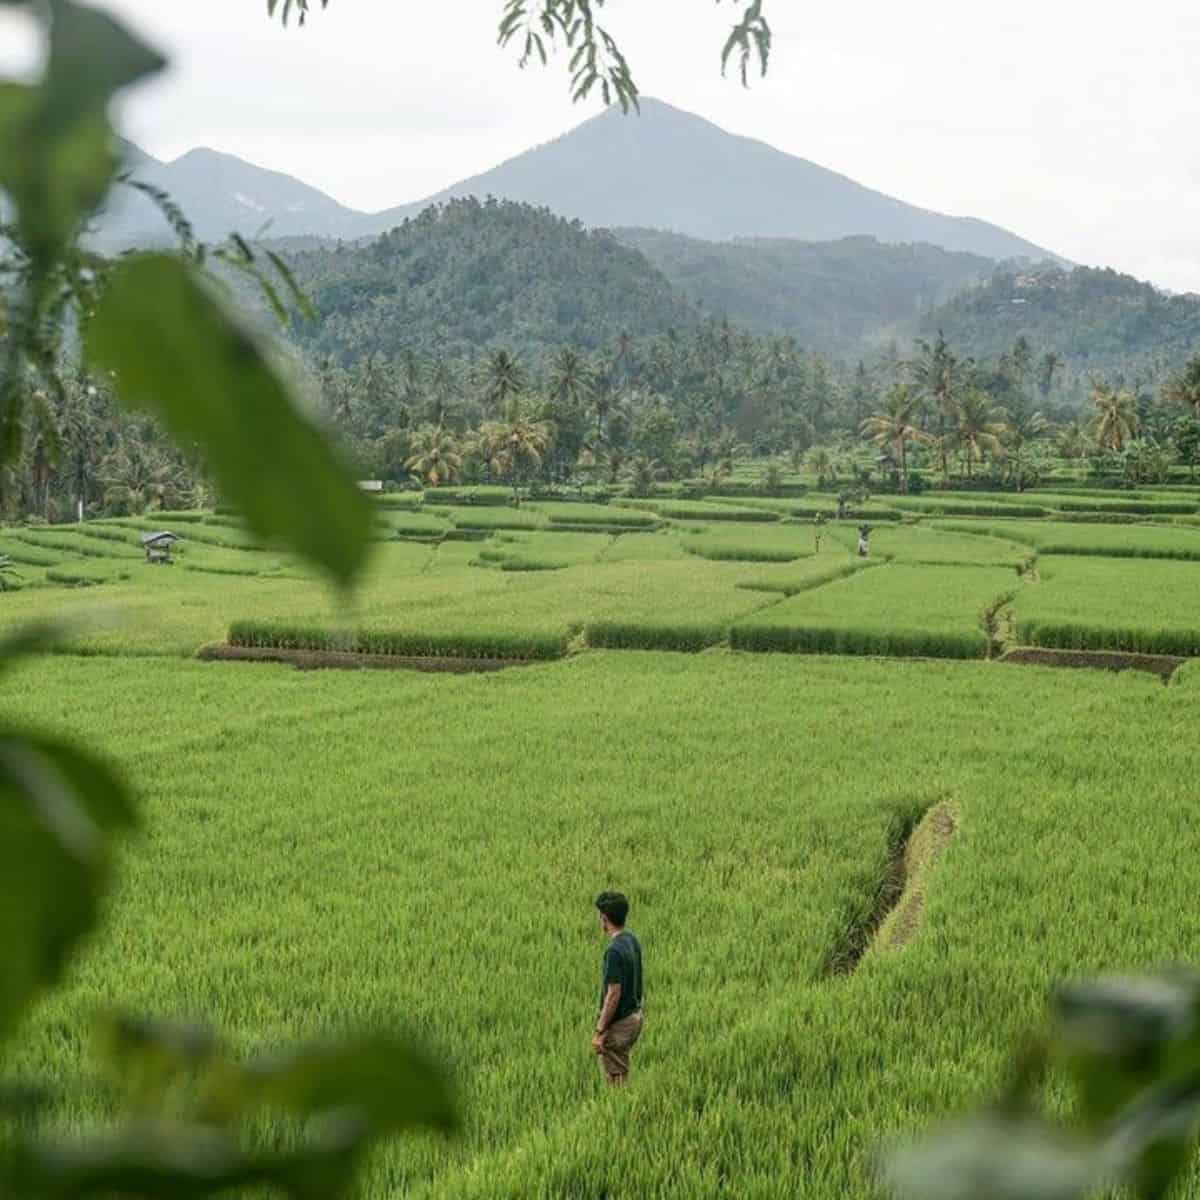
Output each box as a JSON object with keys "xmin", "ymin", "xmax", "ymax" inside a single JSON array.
[
  {"xmin": 921, "ymin": 265, "xmax": 1200, "ymax": 375},
  {"xmin": 280, "ymin": 198, "xmax": 697, "ymax": 362},
  {"xmin": 97, "ymin": 100, "xmax": 1060, "ymax": 264},
  {"xmin": 92, "ymin": 140, "xmax": 365, "ymax": 248},
  {"xmin": 365, "ymin": 99, "xmax": 1061, "ymax": 261},
  {"xmin": 614, "ymin": 229, "xmax": 995, "ymax": 354}
]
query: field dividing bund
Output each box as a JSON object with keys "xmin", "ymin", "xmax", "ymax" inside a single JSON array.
[
  {"xmin": 5, "ymin": 653, "xmax": 1199, "ymax": 1199},
  {"xmin": 731, "ymin": 563, "xmax": 1019, "ymax": 659}
]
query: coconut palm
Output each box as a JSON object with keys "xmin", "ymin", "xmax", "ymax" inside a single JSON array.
[
  {"xmin": 624, "ymin": 454, "xmax": 669, "ymax": 498},
  {"xmin": 999, "ymin": 402, "xmax": 1049, "ymax": 491},
  {"xmin": 547, "ymin": 348, "xmax": 595, "ymax": 408},
  {"xmin": 860, "ymin": 384, "xmax": 930, "ymax": 494},
  {"xmin": 405, "ymin": 423, "xmax": 463, "ymax": 488},
  {"xmin": 909, "ymin": 331, "xmax": 964, "ymax": 476},
  {"xmin": 476, "ymin": 399, "xmax": 553, "ymax": 504},
  {"xmin": 478, "ymin": 349, "xmax": 526, "ymax": 417},
  {"xmin": 99, "ymin": 441, "xmax": 179, "ymax": 515},
  {"xmin": 951, "ymin": 389, "xmax": 1008, "ymax": 479},
  {"xmin": 807, "ymin": 446, "xmax": 836, "ymax": 488},
  {"xmin": 1057, "ymin": 421, "xmax": 1091, "ymax": 461},
  {"xmin": 1164, "ymin": 356, "xmax": 1200, "ymax": 418},
  {"xmin": 1090, "ymin": 384, "xmax": 1140, "ymax": 451}
]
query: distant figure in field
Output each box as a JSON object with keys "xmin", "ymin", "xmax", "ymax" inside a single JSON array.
[
  {"xmin": 814, "ymin": 512, "xmax": 827, "ymax": 554},
  {"xmin": 591, "ymin": 891, "xmax": 644, "ymax": 1086},
  {"xmin": 857, "ymin": 524, "xmax": 872, "ymax": 557}
]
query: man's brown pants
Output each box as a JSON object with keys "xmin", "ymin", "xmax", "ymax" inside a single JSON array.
[{"xmin": 596, "ymin": 1011, "xmax": 643, "ymax": 1083}]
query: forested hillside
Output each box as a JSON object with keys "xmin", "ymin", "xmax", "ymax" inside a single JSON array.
[
  {"xmin": 616, "ymin": 230, "xmax": 994, "ymax": 354},
  {"xmin": 282, "ymin": 199, "xmax": 697, "ymax": 362},
  {"xmin": 922, "ymin": 266, "xmax": 1200, "ymax": 376}
]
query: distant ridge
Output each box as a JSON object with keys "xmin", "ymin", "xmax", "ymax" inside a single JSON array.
[
  {"xmin": 366, "ymin": 99, "xmax": 1061, "ymax": 262},
  {"xmin": 94, "ymin": 99, "xmax": 1062, "ymax": 266}
]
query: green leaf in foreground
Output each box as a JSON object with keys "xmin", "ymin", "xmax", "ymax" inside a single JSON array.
[
  {"xmin": 85, "ymin": 255, "xmax": 373, "ymax": 589},
  {"xmin": 882, "ymin": 1116, "xmax": 1105, "ymax": 1200},
  {"xmin": 0, "ymin": 735, "xmax": 135, "ymax": 1046},
  {"xmin": 249, "ymin": 1034, "xmax": 458, "ymax": 1135}
]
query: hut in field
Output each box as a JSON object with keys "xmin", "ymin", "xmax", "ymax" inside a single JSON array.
[{"xmin": 141, "ymin": 531, "xmax": 179, "ymax": 565}]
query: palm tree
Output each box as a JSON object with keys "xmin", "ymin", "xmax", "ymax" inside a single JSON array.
[
  {"xmin": 1000, "ymin": 402, "xmax": 1048, "ymax": 491},
  {"xmin": 405, "ymin": 424, "xmax": 463, "ymax": 488},
  {"xmin": 909, "ymin": 331, "xmax": 963, "ymax": 477},
  {"xmin": 1057, "ymin": 421, "xmax": 1091, "ymax": 461},
  {"xmin": 807, "ymin": 446, "xmax": 836, "ymax": 489},
  {"xmin": 547, "ymin": 348, "xmax": 595, "ymax": 408},
  {"xmin": 1037, "ymin": 351, "xmax": 1062, "ymax": 399},
  {"xmin": 624, "ymin": 454, "xmax": 669, "ymax": 498},
  {"xmin": 1090, "ymin": 384, "xmax": 1139, "ymax": 451},
  {"xmin": 99, "ymin": 441, "xmax": 178, "ymax": 515},
  {"xmin": 476, "ymin": 399, "xmax": 553, "ymax": 504},
  {"xmin": 1164, "ymin": 356, "xmax": 1200, "ymax": 418},
  {"xmin": 951, "ymin": 389, "xmax": 1007, "ymax": 479},
  {"xmin": 428, "ymin": 355, "xmax": 459, "ymax": 426},
  {"xmin": 479, "ymin": 349, "xmax": 526, "ymax": 417},
  {"xmin": 860, "ymin": 384, "xmax": 929, "ymax": 494}
]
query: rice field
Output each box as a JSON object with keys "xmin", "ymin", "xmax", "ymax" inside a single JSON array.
[
  {"xmin": 1009, "ymin": 556, "xmax": 1200, "ymax": 656},
  {"xmin": 731, "ymin": 563, "xmax": 1018, "ymax": 658},
  {"xmin": 933, "ymin": 518, "xmax": 1200, "ymax": 560},
  {"xmin": 5, "ymin": 649, "xmax": 1200, "ymax": 1199},
  {"xmin": 5, "ymin": 496, "xmax": 1200, "ymax": 1196}
]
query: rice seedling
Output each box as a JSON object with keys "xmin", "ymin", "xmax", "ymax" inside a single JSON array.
[{"xmin": 731, "ymin": 564, "xmax": 1018, "ymax": 658}]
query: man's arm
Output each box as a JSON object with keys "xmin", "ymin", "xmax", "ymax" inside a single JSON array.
[{"xmin": 591, "ymin": 983, "xmax": 622, "ymax": 1049}]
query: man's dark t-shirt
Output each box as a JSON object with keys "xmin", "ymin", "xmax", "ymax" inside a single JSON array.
[{"xmin": 600, "ymin": 930, "xmax": 643, "ymax": 1022}]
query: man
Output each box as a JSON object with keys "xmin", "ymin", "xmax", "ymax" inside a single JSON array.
[{"xmin": 591, "ymin": 891, "xmax": 643, "ymax": 1086}]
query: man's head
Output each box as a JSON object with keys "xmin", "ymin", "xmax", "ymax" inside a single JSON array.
[{"xmin": 595, "ymin": 891, "xmax": 629, "ymax": 934}]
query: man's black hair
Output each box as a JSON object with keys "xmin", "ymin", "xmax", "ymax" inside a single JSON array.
[{"xmin": 595, "ymin": 891, "xmax": 629, "ymax": 927}]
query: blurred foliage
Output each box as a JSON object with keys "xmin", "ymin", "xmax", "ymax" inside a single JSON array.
[{"xmin": 886, "ymin": 971, "xmax": 1200, "ymax": 1200}]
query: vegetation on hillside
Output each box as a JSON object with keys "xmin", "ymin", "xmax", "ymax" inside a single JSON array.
[
  {"xmin": 615, "ymin": 228, "xmax": 994, "ymax": 354},
  {"xmin": 921, "ymin": 264, "xmax": 1200, "ymax": 381},
  {"xmin": 285, "ymin": 199, "xmax": 697, "ymax": 361}
]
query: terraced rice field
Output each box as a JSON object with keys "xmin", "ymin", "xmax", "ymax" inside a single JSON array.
[{"xmin": 4, "ymin": 494, "xmax": 1200, "ymax": 1197}]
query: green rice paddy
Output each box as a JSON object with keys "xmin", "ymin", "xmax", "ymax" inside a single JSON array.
[{"xmin": 3, "ymin": 494, "xmax": 1200, "ymax": 1198}]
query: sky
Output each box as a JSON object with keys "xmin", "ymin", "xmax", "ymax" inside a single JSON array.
[{"xmin": 4, "ymin": 0, "xmax": 1200, "ymax": 291}]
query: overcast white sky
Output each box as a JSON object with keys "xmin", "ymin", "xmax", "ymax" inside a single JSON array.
[{"xmin": 5, "ymin": 1, "xmax": 1200, "ymax": 290}]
